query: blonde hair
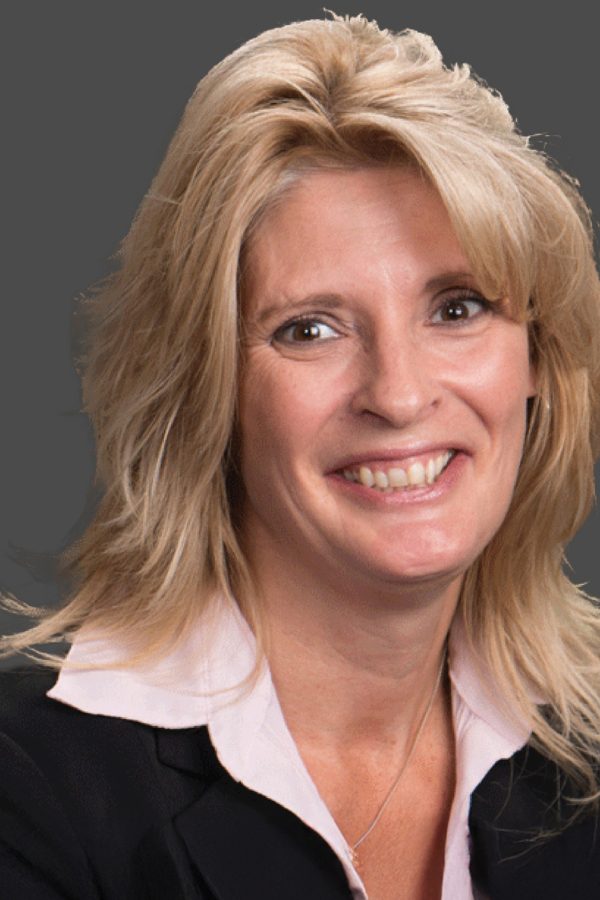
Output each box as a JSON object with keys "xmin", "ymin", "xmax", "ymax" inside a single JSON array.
[{"xmin": 4, "ymin": 14, "xmax": 600, "ymax": 804}]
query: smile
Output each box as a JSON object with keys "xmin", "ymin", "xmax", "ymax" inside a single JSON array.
[{"xmin": 341, "ymin": 450, "xmax": 456, "ymax": 491}]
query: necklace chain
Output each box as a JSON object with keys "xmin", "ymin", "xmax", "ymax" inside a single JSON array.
[{"xmin": 348, "ymin": 648, "xmax": 447, "ymax": 869}]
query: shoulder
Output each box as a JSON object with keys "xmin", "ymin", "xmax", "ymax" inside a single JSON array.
[
  {"xmin": 0, "ymin": 664, "xmax": 152, "ymax": 761},
  {"xmin": 0, "ymin": 666, "xmax": 211, "ymax": 899},
  {"xmin": 0, "ymin": 665, "xmax": 218, "ymax": 792},
  {"xmin": 0, "ymin": 665, "xmax": 163, "ymax": 808},
  {"xmin": 0, "ymin": 666, "xmax": 111, "ymax": 898},
  {"xmin": 470, "ymin": 743, "xmax": 600, "ymax": 900},
  {"xmin": 0, "ymin": 664, "xmax": 211, "ymax": 822}
]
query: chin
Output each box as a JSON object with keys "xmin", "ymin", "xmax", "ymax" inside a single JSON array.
[{"xmin": 347, "ymin": 543, "xmax": 470, "ymax": 588}]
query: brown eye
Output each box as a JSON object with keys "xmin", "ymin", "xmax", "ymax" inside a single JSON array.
[
  {"xmin": 433, "ymin": 296, "xmax": 490, "ymax": 323},
  {"xmin": 275, "ymin": 319, "xmax": 338, "ymax": 343},
  {"xmin": 292, "ymin": 322, "xmax": 322, "ymax": 341}
]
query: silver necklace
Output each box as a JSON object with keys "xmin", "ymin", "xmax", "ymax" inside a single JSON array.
[{"xmin": 348, "ymin": 649, "xmax": 447, "ymax": 871}]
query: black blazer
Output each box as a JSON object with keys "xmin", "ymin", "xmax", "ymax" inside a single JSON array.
[{"xmin": 0, "ymin": 667, "xmax": 599, "ymax": 899}]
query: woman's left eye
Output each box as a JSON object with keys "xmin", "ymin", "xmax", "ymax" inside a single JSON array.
[
  {"xmin": 274, "ymin": 319, "xmax": 339, "ymax": 344},
  {"xmin": 431, "ymin": 295, "xmax": 492, "ymax": 324}
]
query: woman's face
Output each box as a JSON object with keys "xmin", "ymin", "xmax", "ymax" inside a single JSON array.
[{"xmin": 238, "ymin": 167, "xmax": 536, "ymax": 591}]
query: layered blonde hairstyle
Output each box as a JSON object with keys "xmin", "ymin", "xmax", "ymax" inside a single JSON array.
[{"xmin": 5, "ymin": 15, "xmax": 600, "ymax": 802}]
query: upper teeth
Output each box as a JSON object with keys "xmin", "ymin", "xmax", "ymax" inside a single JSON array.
[{"xmin": 344, "ymin": 451, "xmax": 454, "ymax": 491}]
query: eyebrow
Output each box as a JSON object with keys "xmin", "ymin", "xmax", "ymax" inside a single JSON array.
[
  {"xmin": 253, "ymin": 270, "xmax": 479, "ymax": 325},
  {"xmin": 424, "ymin": 271, "xmax": 477, "ymax": 291}
]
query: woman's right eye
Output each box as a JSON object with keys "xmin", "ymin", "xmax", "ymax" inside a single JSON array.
[{"xmin": 274, "ymin": 319, "xmax": 339, "ymax": 344}]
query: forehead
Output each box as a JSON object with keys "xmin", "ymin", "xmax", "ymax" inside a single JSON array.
[{"xmin": 242, "ymin": 166, "xmax": 472, "ymax": 309}]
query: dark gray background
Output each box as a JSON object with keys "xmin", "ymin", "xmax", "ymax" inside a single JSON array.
[{"xmin": 3, "ymin": 1, "xmax": 599, "ymax": 660}]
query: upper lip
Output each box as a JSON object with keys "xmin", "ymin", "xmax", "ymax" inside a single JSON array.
[{"xmin": 329, "ymin": 443, "xmax": 469, "ymax": 472}]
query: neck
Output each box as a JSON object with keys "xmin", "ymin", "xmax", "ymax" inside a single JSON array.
[{"xmin": 245, "ymin": 538, "xmax": 461, "ymax": 753}]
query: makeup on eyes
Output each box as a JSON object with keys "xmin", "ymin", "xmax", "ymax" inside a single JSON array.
[{"xmin": 271, "ymin": 289, "xmax": 496, "ymax": 346}]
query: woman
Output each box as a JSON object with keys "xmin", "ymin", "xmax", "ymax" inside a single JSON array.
[{"xmin": 1, "ymin": 14, "xmax": 600, "ymax": 900}]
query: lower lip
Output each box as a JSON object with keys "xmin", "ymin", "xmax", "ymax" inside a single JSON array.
[{"xmin": 329, "ymin": 452, "xmax": 468, "ymax": 506}]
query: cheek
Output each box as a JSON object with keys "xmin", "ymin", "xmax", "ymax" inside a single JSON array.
[
  {"xmin": 238, "ymin": 361, "xmax": 322, "ymax": 483},
  {"xmin": 458, "ymin": 329, "xmax": 533, "ymax": 422},
  {"xmin": 239, "ymin": 353, "xmax": 350, "ymax": 456},
  {"xmin": 465, "ymin": 342, "xmax": 533, "ymax": 491}
]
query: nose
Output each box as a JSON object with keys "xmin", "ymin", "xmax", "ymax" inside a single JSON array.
[{"xmin": 350, "ymin": 328, "xmax": 441, "ymax": 428}]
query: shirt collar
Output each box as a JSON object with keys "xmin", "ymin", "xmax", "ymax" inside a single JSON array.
[
  {"xmin": 48, "ymin": 597, "xmax": 532, "ymax": 900},
  {"xmin": 48, "ymin": 596, "xmax": 530, "ymax": 745}
]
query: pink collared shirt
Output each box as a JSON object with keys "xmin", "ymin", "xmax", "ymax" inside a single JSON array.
[{"xmin": 47, "ymin": 597, "xmax": 530, "ymax": 899}]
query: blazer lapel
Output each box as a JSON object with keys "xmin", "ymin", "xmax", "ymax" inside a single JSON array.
[{"xmin": 155, "ymin": 725, "xmax": 354, "ymax": 900}]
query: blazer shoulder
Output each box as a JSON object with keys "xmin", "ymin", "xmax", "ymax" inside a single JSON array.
[
  {"xmin": 0, "ymin": 665, "xmax": 62, "ymax": 722},
  {"xmin": 470, "ymin": 743, "xmax": 600, "ymax": 899},
  {"xmin": 0, "ymin": 666, "xmax": 208, "ymax": 899},
  {"xmin": 0, "ymin": 665, "xmax": 167, "ymax": 820},
  {"xmin": 0, "ymin": 665, "xmax": 154, "ymax": 755},
  {"xmin": 0, "ymin": 667, "xmax": 106, "ymax": 898}
]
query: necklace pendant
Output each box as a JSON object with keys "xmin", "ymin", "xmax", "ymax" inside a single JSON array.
[{"xmin": 349, "ymin": 846, "xmax": 361, "ymax": 872}]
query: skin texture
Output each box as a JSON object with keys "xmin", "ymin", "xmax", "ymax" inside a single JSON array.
[{"xmin": 237, "ymin": 166, "xmax": 537, "ymax": 899}]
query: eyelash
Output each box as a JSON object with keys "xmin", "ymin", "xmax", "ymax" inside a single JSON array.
[{"xmin": 273, "ymin": 292, "xmax": 494, "ymax": 345}]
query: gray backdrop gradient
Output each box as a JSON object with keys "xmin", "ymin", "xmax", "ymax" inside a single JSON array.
[{"xmin": 3, "ymin": 1, "xmax": 598, "ymax": 663}]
